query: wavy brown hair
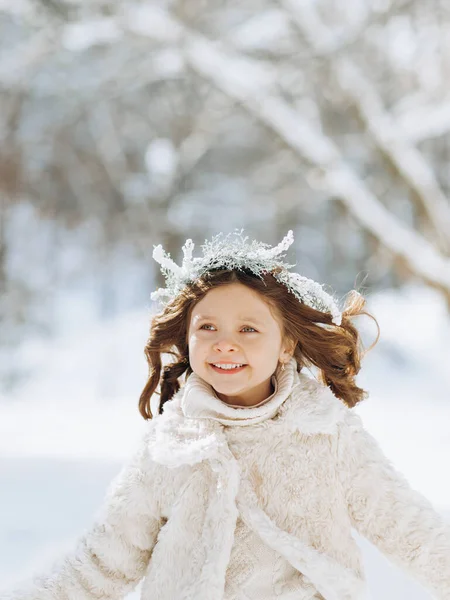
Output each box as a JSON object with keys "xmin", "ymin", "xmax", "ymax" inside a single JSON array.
[{"xmin": 138, "ymin": 267, "xmax": 380, "ymax": 419}]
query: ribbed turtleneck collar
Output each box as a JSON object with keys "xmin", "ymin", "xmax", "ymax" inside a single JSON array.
[{"xmin": 180, "ymin": 357, "xmax": 299, "ymax": 426}]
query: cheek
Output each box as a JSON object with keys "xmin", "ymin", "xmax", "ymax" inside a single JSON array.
[{"xmin": 188, "ymin": 334, "xmax": 206, "ymax": 352}]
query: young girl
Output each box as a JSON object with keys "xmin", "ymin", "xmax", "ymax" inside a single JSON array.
[{"xmin": 2, "ymin": 229, "xmax": 450, "ymax": 600}]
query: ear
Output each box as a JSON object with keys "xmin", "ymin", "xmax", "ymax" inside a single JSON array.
[{"xmin": 280, "ymin": 338, "xmax": 295, "ymax": 362}]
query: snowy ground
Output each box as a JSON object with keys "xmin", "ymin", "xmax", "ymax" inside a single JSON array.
[{"xmin": 1, "ymin": 281, "xmax": 449, "ymax": 598}]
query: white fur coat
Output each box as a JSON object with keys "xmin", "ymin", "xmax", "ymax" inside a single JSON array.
[{"xmin": 2, "ymin": 372, "xmax": 450, "ymax": 600}]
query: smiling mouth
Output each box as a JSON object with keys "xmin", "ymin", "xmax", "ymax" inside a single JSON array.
[{"xmin": 209, "ymin": 364, "xmax": 248, "ymax": 374}]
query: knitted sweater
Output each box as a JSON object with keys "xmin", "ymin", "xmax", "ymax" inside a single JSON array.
[{"xmin": 181, "ymin": 366, "xmax": 324, "ymax": 600}]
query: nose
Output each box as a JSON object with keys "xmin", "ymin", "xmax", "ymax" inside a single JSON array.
[{"xmin": 213, "ymin": 338, "xmax": 239, "ymax": 353}]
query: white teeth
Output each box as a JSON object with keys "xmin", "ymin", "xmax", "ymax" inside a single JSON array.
[{"xmin": 212, "ymin": 363, "xmax": 244, "ymax": 370}]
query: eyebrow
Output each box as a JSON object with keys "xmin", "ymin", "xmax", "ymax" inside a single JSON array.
[{"xmin": 194, "ymin": 314, "xmax": 265, "ymax": 325}]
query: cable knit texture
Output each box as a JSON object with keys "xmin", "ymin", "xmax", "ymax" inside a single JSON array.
[{"xmin": 2, "ymin": 357, "xmax": 450, "ymax": 600}]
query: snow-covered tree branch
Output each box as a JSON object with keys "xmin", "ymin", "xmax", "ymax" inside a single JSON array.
[
  {"xmin": 279, "ymin": 0, "xmax": 450, "ymax": 255},
  {"xmin": 167, "ymin": 23, "xmax": 450, "ymax": 295},
  {"xmin": 2, "ymin": 0, "xmax": 450, "ymax": 359}
]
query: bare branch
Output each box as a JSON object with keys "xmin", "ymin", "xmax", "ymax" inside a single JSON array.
[
  {"xmin": 279, "ymin": 0, "xmax": 450, "ymax": 255},
  {"xmin": 158, "ymin": 22, "xmax": 450, "ymax": 295},
  {"xmin": 394, "ymin": 98, "xmax": 450, "ymax": 143}
]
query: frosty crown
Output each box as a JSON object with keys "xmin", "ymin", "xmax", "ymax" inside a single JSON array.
[{"xmin": 151, "ymin": 229, "xmax": 342, "ymax": 326}]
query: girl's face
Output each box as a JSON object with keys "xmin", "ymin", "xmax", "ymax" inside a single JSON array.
[{"xmin": 186, "ymin": 282, "xmax": 294, "ymax": 407}]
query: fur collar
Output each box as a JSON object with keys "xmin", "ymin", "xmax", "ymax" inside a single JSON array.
[{"xmin": 148, "ymin": 367, "xmax": 348, "ymax": 468}]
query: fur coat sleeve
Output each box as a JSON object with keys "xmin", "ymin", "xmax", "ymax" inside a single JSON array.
[
  {"xmin": 1, "ymin": 423, "xmax": 164, "ymax": 600},
  {"xmin": 337, "ymin": 409, "xmax": 450, "ymax": 599}
]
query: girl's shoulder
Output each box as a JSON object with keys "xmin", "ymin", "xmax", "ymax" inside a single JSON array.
[{"xmin": 137, "ymin": 374, "xmax": 363, "ymax": 473}]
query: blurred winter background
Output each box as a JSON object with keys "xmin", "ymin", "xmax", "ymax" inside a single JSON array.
[{"xmin": 1, "ymin": 0, "xmax": 450, "ymax": 597}]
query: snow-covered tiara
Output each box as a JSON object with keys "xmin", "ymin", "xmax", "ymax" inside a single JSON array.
[{"xmin": 150, "ymin": 229, "xmax": 342, "ymax": 326}]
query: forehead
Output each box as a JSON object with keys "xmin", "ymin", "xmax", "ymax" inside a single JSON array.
[{"xmin": 189, "ymin": 284, "xmax": 281, "ymax": 326}]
